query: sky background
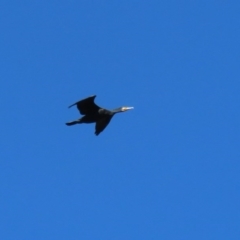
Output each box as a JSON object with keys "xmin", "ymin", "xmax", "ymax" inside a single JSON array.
[{"xmin": 1, "ymin": 1, "xmax": 240, "ymax": 239}]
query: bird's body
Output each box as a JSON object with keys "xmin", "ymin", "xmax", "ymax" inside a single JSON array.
[{"xmin": 66, "ymin": 95, "xmax": 133, "ymax": 135}]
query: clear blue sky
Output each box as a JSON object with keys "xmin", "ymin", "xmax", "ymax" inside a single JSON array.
[{"xmin": 1, "ymin": 1, "xmax": 239, "ymax": 239}]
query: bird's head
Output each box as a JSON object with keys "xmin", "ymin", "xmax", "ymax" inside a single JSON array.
[
  {"xmin": 120, "ymin": 106, "xmax": 134, "ymax": 112},
  {"xmin": 111, "ymin": 106, "xmax": 134, "ymax": 114}
]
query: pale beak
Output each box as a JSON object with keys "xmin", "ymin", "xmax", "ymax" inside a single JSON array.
[{"xmin": 123, "ymin": 107, "xmax": 134, "ymax": 111}]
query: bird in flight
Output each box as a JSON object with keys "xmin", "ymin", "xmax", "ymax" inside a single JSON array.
[{"xmin": 66, "ymin": 95, "xmax": 134, "ymax": 135}]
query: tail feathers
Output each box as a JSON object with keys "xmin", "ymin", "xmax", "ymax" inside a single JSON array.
[
  {"xmin": 68, "ymin": 102, "xmax": 77, "ymax": 108},
  {"xmin": 65, "ymin": 120, "xmax": 79, "ymax": 126}
]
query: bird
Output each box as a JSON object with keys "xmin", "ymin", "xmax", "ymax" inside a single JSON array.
[{"xmin": 65, "ymin": 95, "xmax": 134, "ymax": 135}]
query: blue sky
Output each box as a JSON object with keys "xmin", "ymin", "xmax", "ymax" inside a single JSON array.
[{"xmin": 1, "ymin": 1, "xmax": 240, "ymax": 239}]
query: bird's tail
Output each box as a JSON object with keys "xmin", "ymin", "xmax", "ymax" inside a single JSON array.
[{"xmin": 65, "ymin": 120, "xmax": 80, "ymax": 126}]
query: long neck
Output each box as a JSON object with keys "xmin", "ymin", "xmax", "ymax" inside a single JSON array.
[{"xmin": 111, "ymin": 107, "xmax": 122, "ymax": 114}]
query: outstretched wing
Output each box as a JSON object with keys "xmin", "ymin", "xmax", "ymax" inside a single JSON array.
[
  {"xmin": 68, "ymin": 95, "xmax": 101, "ymax": 115},
  {"xmin": 95, "ymin": 116, "xmax": 112, "ymax": 136}
]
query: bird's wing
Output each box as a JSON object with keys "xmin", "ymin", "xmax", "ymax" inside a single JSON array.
[
  {"xmin": 68, "ymin": 95, "xmax": 101, "ymax": 115},
  {"xmin": 95, "ymin": 116, "xmax": 112, "ymax": 136}
]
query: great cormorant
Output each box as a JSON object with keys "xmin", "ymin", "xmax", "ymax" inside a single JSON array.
[{"xmin": 65, "ymin": 95, "xmax": 134, "ymax": 135}]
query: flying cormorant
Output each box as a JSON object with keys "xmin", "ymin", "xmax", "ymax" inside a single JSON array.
[{"xmin": 66, "ymin": 95, "xmax": 134, "ymax": 135}]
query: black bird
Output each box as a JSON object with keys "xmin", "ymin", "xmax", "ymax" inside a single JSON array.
[{"xmin": 66, "ymin": 95, "xmax": 134, "ymax": 135}]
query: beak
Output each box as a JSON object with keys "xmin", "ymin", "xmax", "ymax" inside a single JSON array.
[{"xmin": 123, "ymin": 107, "xmax": 134, "ymax": 111}]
